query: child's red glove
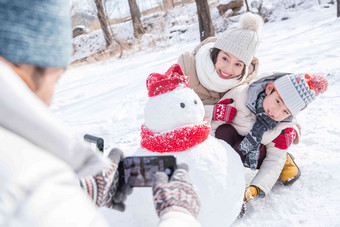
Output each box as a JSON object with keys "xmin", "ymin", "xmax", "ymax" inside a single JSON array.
[
  {"xmin": 212, "ymin": 99, "xmax": 237, "ymax": 123},
  {"xmin": 272, "ymin": 128, "xmax": 297, "ymax": 149}
]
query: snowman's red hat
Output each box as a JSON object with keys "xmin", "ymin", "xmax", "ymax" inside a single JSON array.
[{"xmin": 146, "ymin": 64, "xmax": 189, "ymax": 97}]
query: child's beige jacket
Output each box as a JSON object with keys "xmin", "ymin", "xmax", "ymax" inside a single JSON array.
[{"xmin": 206, "ymin": 73, "xmax": 301, "ymax": 195}]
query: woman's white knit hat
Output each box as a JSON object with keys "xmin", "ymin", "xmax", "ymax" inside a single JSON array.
[{"xmin": 214, "ymin": 12, "xmax": 263, "ymax": 67}]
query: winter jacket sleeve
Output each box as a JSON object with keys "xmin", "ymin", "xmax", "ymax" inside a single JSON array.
[
  {"xmin": 0, "ymin": 61, "xmax": 110, "ymax": 178},
  {"xmin": 250, "ymin": 122, "xmax": 300, "ymax": 195},
  {"xmin": 210, "ymin": 84, "xmax": 254, "ymax": 136},
  {"xmin": 0, "ymin": 127, "xmax": 109, "ymax": 227},
  {"xmin": 204, "ymin": 105, "xmax": 214, "ymax": 123},
  {"xmin": 250, "ymin": 142, "xmax": 287, "ymax": 195},
  {"xmin": 158, "ymin": 211, "xmax": 201, "ymax": 227}
]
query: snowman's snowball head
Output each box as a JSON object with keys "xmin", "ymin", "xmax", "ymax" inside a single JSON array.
[{"xmin": 144, "ymin": 86, "xmax": 205, "ymax": 132}]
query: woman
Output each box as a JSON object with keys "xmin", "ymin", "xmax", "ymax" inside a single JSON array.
[{"xmin": 178, "ymin": 12, "xmax": 263, "ymax": 122}]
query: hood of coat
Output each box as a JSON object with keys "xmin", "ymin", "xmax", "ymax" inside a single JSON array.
[{"xmin": 0, "ymin": 61, "xmax": 109, "ymax": 177}]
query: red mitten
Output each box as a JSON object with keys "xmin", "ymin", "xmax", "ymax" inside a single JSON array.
[
  {"xmin": 272, "ymin": 128, "xmax": 297, "ymax": 149},
  {"xmin": 212, "ymin": 99, "xmax": 237, "ymax": 123}
]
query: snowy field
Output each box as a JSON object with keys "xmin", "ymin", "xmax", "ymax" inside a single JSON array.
[{"xmin": 51, "ymin": 1, "xmax": 340, "ymax": 226}]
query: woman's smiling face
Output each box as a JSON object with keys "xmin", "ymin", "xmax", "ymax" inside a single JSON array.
[{"xmin": 214, "ymin": 50, "xmax": 245, "ymax": 80}]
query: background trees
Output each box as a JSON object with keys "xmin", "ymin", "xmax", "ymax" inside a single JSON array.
[
  {"xmin": 128, "ymin": 0, "xmax": 145, "ymax": 38},
  {"xmin": 195, "ymin": 0, "xmax": 214, "ymax": 42}
]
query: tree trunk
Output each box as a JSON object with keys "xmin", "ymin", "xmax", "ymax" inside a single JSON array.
[
  {"xmin": 103, "ymin": 3, "xmax": 123, "ymax": 57},
  {"xmin": 128, "ymin": 0, "xmax": 145, "ymax": 38},
  {"xmin": 337, "ymin": 0, "xmax": 340, "ymax": 17},
  {"xmin": 195, "ymin": 0, "xmax": 215, "ymax": 42},
  {"xmin": 244, "ymin": 0, "xmax": 250, "ymax": 12},
  {"xmin": 94, "ymin": 0, "xmax": 112, "ymax": 47},
  {"xmin": 163, "ymin": 0, "xmax": 173, "ymax": 11}
]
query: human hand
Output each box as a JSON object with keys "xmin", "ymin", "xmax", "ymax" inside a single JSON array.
[
  {"xmin": 212, "ymin": 99, "xmax": 237, "ymax": 123},
  {"xmin": 105, "ymin": 148, "xmax": 133, "ymax": 211},
  {"xmin": 244, "ymin": 185, "xmax": 261, "ymax": 202},
  {"xmin": 80, "ymin": 148, "xmax": 132, "ymax": 211},
  {"xmin": 272, "ymin": 128, "xmax": 297, "ymax": 149},
  {"xmin": 239, "ymin": 186, "xmax": 263, "ymax": 218},
  {"xmin": 152, "ymin": 164, "xmax": 200, "ymax": 219}
]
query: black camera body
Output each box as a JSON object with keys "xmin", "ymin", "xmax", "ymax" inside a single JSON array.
[{"xmin": 119, "ymin": 155, "xmax": 177, "ymax": 187}]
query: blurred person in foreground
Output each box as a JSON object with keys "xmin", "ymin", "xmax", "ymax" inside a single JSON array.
[{"xmin": 0, "ymin": 0, "xmax": 200, "ymax": 226}]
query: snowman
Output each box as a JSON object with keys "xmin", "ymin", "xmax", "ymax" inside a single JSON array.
[{"xmin": 127, "ymin": 64, "xmax": 245, "ymax": 227}]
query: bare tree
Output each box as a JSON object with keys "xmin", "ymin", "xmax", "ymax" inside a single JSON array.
[
  {"xmin": 128, "ymin": 0, "xmax": 145, "ymax": 38},
  {"xmin": 337, "ymin": 0, "xmax": 340, "ymax": 17},
  {"xmin": 195, "ymin": 0, "xmax": 214, "ymax": 42},
  {"xmin": 80, "ymin": 0, "xmax": 123, "ymax": 56},
  {"xmin": 163, "ymin": 0, "xmax": 174, "ymax": 11},
  {"xmin": 103, "ymin": 1, "xmax": 123, "ymax": 57},
  {"xmin": 244, "ymin": 0, "xmax": 250, "ymax": 12},
  {"xmin": 94, "ymin": 0, "xmax": 112, "ymax": 47}
]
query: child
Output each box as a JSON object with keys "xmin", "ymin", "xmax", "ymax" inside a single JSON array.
[{"xmin": 210, "ymin": 72, "xmax": 328, "ymax": 206}]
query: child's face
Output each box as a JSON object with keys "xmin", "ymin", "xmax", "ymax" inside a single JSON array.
[
  {"xmin": 263, "ymin": 82, "xmax": 292, "ymax": 121},
  {"xmin": 214, "ymin": 50, "xmax": 245, "ymax": 80}
]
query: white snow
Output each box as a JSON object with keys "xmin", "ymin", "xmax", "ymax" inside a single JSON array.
[{"xmin": 51, "ymin": 0, "xmax": 340, "ymax": 226}]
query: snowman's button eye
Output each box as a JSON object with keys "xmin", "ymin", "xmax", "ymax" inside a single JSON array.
[
  {"xmin": 194, "ymin": 100, "xmax": 197, "ymax": 104},
  {"xmin": 180, "ymin": 103, "xmax": 185, "ymax": 108}
]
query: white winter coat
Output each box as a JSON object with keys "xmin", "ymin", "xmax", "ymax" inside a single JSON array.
[
  {"xmin": 0, "ymin": 60, "xmax": 112, "ymax": 226},
  {"xmin": 0, "ymin": 61, "xmax": 200, "ymax": 227},
  {"xmin": 206, "ymin": 73, "xmax": 301, "ymax": 195}
]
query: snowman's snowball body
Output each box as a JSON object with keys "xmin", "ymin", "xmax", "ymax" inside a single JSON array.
[{"xmin": 128, "ymin": 86, "xmax": 245, "ymax": 227}]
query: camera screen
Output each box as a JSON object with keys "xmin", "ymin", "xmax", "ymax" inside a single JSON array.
[{"xmin": 123, "ymin": 156, "xmax": 174, "ymax": 187}]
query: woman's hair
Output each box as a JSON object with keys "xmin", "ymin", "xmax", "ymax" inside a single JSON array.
[
  {"xmin": 209, "ymin": 47, "xmax": 246, "ymax": 80},
  {"xmin": 209, "ymin": 47, "xmax": 220, "ymax": 65}
]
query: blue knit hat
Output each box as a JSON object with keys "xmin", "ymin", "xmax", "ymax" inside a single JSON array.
[{"xmin": 0, "ymin": 0, "xmax": 72, "ymax": 67}]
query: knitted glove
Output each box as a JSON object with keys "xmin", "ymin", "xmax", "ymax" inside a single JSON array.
[
  {"xmin": 244, "ymin": 185, "xmax": 261, "ymax": 202},
  {"xmin": 105, "ymin": 148, "xmax": 133, "ymax": 211},
  {"xmin": 272, "ymin": 128, "xmax": 297, "ymax": 149},
  {"xmin": 239, "ymin": 186, "xmax": 263, "ymax": 218},
  {"xmin": 212, "ymin": 99, "xmax": 237, "ymax": 123},
  {"xmin": 80, "ymin": 148, "xmax": 132, "ymax": 211},
  {"xmin": 152, "ymin": 164, "xmax": 200, "ymax": 219}
]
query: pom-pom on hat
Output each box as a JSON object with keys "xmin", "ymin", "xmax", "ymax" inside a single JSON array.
[
  {"xmin": 274, "ymin": 74, "xmax": 328, "ymax": 116},
  {"xmin": 214, "ymin": 12, "xmax": 263, "ymax": 67},
  {"xmin": 146, "ymin": 64, "xmax": 189, "ymax": 97}
]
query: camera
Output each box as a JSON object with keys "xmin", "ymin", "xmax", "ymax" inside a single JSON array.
[
  {"xmin": 118, "ymin": 155, "xmax": 177, "ymax": 187},
  {"xmin": 82, "ymin": 134, "xmax": 176, "ymax": 187}
]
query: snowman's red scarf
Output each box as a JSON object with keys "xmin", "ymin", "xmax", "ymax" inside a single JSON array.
[{"xmin": 140, "ymin": 120, "xmax": 211, "ymax": 153}]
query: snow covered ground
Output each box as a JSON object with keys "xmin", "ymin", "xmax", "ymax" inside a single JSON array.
[{"xmin": 51, "ymin": 1, "xmax": 340, "ymax": 226}]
